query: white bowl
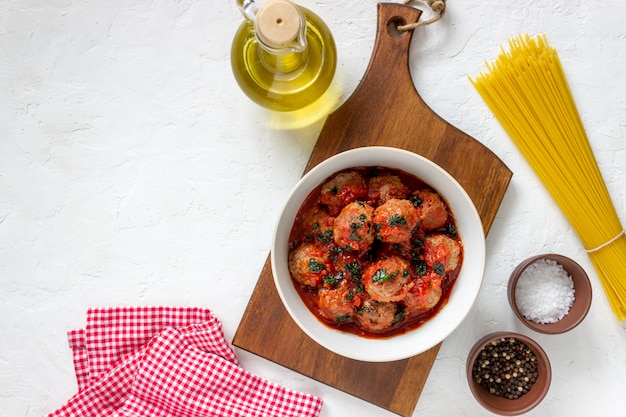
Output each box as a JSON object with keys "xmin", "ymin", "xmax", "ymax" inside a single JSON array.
[{"xmin": 271, "ymin": 146, "xmax": 485, "ymax": 362}]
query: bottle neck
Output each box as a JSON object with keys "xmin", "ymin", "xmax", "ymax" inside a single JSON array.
[{"xmin": 253, "ymin": 0, "xmax": 308, "ymax": 74}]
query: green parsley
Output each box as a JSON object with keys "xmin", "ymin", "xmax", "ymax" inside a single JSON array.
[
  {"xmin": 387, "ymin": 213, "xmax": 407, "ymax": 227},
  {"xmin": 359, "ymin": 305, "xmax": 373, "ymax": 314},
  {"xmin": 415, "ymin": 260, "xmax": 427, "ymax": 276},
  {"xmin": 372, "ymin": 268, "xmax": 397, "ymax": 284},
  {"xmin": 317, "ymin": 230, "xmax": 333, "ymax": 244},
  {"xmin": 308, "ymin": 258, "xmax": 326, "ymax": 272},
  {"xmin": 335, "ymin": 315, "xmax": 351, "ymax": 324},
  {"xmin": 346, "ymin": 262, "xmax": 361, "ymax": 277},
  {"xmin": 410, "ymin": 195, "xmax": 423, "ymax": 207},
  {"xmin": 346, "ymin": 286, "xmax": 363, "ymax": 301},
  {"xmin": 413, "ymin": 237, "xmax": 425, "ymax": 249},
  {"xmin": 392, "ymin": 309, "xmax": 406, "ymax": 325},
  {"xmin": 323, "ymin": 273, "xmax": 342, "ymax": 285}
]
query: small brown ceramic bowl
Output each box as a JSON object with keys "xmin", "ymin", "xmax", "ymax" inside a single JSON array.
[
  {"xmin": 507, "ymin": 254, "xmax": 592, "ymax": 334},
  {"xmin": 467, "ymin": 332, "xmax": 551, "ymax": 416}
]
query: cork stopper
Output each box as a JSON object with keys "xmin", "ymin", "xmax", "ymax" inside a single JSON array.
[{"xmin": 255, "ymin": 0, "xmax": 302, "ymax": 48}]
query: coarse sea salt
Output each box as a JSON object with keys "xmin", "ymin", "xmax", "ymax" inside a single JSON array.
[{"xmin": 515, "ymin": 258, "xmax": 575, "ymax": 324}]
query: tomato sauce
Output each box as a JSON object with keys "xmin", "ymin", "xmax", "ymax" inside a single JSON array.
[{"xmin": 288, "ymin": 166, "xmax": 463, "ymax": 339}]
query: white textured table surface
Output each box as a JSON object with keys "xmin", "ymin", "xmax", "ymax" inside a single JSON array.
[{"xmin": 2, "ymin": 1, "xmax": 625, "ymax": 416}]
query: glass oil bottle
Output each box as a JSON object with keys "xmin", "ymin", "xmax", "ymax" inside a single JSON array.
[{"xmin": 231, "ymin": 0, "xmax": 338, "ymax": 127}]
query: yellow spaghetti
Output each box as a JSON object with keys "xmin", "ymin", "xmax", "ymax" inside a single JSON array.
[{"xmin": 470, "ymin": 34, "xmax": 626, "ymax": 322}]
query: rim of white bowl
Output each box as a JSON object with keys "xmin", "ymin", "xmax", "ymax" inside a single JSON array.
[{"xmin": 271, "ymin": 146, "xmax": 486, "ymax": 362}]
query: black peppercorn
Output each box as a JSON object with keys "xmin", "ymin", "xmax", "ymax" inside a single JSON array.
[{"xmin": 471, "ymin": 337, "xmax": 538, "ymax": 400}]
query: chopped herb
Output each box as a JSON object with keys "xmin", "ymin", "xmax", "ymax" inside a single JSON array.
[
  {"xmin": 434, "ymin": 262, "xmax": 446, "ymax": 276},
  {"xmin": 330, "ymin": 186, "xmax": 338, "ymax": 195},
  {"xmin": 329, "ymin": 246, "xmax": 344, "ymax": 255},
  {"xmin": 387, "ymin": 213, "xmax": 407, "ymax": 227},
  {"xmin": 346, "ymin": 286, "xmax": 363, "ymax": 301},
  {"xmin": 372, "ymin": 268, "xmax": 397, "ymax": 284},
  {"xmin": 416, "ymin": 260, "xmax": 427, "ymax": 276},
  {"xmin": 308, "ymin": 258, "xmax": 326, "ymax": 272},
  {"xmin": 350, "ymin": 275, "xmax": 362, "ymax": 285},
  {"xmin": 323, "ymin": 273, "xmax": 343, "ymax": 285},
  {"xmin": 327, "ymin": 247, "xmax": 341, "ymax": 262},
  {"xmin": 318, "ymin": 230, "xmax": 333, "ymax": 243},
  {"xmin": 350, "ymin": 214, "xmax": 368, "ymax": 231},
  {"xmin": 346, "ymin": 262, "xmax": 361, "ymax": 277},
  {"xmin": 410, "ymin": 195, "xmax": 423, "ymax": 207},
  {"xmin": 446, "ymin": 223, "xmax": 457, "ymax": 237},
  {"xmin": 413, "ymin": 237, "xmax": 425, "ymax": 249},
  {"xmin": 335, "ymin": 315, "xmax": 351, "ymax": 324},
  {"xmin": 360, "ymin": 305, "xmax": 373, "ymax": 314},
  {"xmin": 311, "ymin": 221, "xmax": 320, "ymax": 230},
  {"xmin": 349, "ymin": 231, "xmax": 360, "ymax": 241},
  {"xmin": 402, "ymin": 269, "xmax": 410, "ymax": 278},
  {"xmin": 392, "ymin": 309, "xmax": 406, "ymax": 325}
]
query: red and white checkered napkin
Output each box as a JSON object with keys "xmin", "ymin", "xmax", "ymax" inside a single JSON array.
[{"xmin": 49, "ymin": 307, "xmax": 323, "ymax": 417}]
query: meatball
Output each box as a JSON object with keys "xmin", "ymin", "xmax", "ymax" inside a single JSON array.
[
  {"xmin": 373, "ymin": 199, "xmax": 419, "ymax": 244},
  {"xmin": 288, "ymin": 243, "xmax": 330, "ymax": 287},
  {"xmin": 367, "ymin": 174, "xmax": 410, "ymax": 205},
  {"xmin": 412, "ymin": 189, "xmax": 448, "ymax": 231},
  {"xmin": 403, "ymin": 271, "xmax": 443, "ymax": 315},
  {"xmin": 320, "ymin": 171, "xmax": 369, "ymax": 216},
  {"xmin": 354, "ymin": 298, "xmax": 398, "ymax": 332},
  {"xmin": 318, "ymin": 282, "xmax": 356, "ymax": 323},
  {"xmin": 333, "ymin": 201, "xmax": 375, "ymax": 252},
  {"xmin": 362, "ymin": 256, "xmax": 414, "ymax": 302},
  {"xmin": 422, "ymin": 234, "xmax": 462, "ymax": 273},
  {"xmin": 300, "ymin": 206, "xmax": 335, "ymax": 244}
]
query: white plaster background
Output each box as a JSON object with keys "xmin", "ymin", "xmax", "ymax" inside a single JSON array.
[{"xmin": 1, "ymin": 0, "xmax": 625, "ymax": 416}]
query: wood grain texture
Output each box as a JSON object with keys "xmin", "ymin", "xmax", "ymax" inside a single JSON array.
[{"xmin": 233, "ymin": 3, "xmax": 512, "ymax": 416}]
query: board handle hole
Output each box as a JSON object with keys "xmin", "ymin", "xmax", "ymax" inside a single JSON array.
[{"xmin": 387, "ymin": 17, "xmax": 407, "ymax": 38}]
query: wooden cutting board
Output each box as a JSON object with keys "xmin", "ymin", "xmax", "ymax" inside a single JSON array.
[{"xmin": 233, "ymin": 3, "xmax": 512, "ymax": 416}]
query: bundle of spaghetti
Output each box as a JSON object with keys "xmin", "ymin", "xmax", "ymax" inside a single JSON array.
[{"xmin": 470, "ymin": 34, "xmax": 626, "ymax": 321}]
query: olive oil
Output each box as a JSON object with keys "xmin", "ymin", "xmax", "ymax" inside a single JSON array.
[{"xmin": 231, "ymin": 1, "xmax": 337, "ymax": 115}]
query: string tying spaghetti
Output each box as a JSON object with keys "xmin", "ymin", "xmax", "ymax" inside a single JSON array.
[
  {"xmin": 471, "ymin": 34, "xmax": 626, "ymax": 322},
  {"xmin": 585, "ymin": 230, "xmax": 625, "ymax": 254},
  {"xmin": 398, "ymin": 0, "xmax": 446, "ymax": 30}
]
